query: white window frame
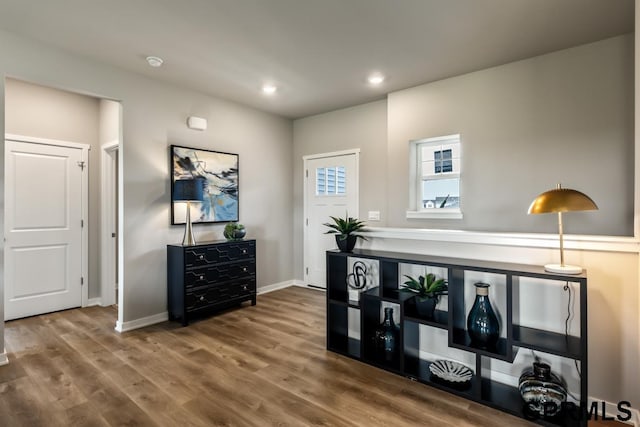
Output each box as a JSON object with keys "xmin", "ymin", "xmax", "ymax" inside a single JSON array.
[{"xmin": 407, "ymin": 134, "xmax": 463, "ymax": 219}]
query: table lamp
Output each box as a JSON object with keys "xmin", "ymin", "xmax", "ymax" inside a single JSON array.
[
  {"xmin": 528, "ymin": 184, "xmax": 598, "ymax": 274},
  {"xmin": 173, "ymin": 178, "xmax": 204, "ymax": 245}
]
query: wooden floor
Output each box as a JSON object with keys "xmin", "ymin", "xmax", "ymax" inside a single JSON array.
[{"xmin": 0, "ymin": 287, "xmax": 621, "ymax": 426}]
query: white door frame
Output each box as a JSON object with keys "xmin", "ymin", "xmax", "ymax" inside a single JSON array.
[
  {"xmin": 303, "ymin": 149, "xmax": 360, "ymax": 286},
  {"xmin": 100, "ymin": 140, "xmax": 118, "ymax": 307},
  {"xmin": 5, "ymin": 133, "xmax": 90, "ymax": 308}
]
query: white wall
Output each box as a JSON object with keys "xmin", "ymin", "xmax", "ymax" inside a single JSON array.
[
  {"xmin": 386, "ymin": 34, "xmax": 633, "ymax": 236},
  {"xmin": 4, "ymin": 78, "xmax": 102, "ymax": 299},
  {"xmin": 0, "ymin": 29, "xmax": 293, "ymax": 334}
]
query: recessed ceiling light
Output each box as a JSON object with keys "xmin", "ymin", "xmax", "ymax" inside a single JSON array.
[
  {"xmin": 368, "ymin": 74, "xmax": 385, "ymax": 85},
  {"xmin": 146, "ymin": 56, "xmax": 164, "ymax": 68},
  {"xmin": 262, "ymin": 84, "xmax": 277, "ymax": 95}
]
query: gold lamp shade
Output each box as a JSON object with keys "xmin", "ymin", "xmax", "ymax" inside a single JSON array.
[
  {"xmin": 528, "ymin": 185, "xmax": 598, "ymax": 214},
  {"xmin": 528, "ymin": 184, "xmax": 598, "ymax": 274}
]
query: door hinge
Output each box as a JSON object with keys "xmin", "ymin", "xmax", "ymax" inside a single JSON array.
[
  {"xmin": 81, "ymin": 277, "xmax": 84, "ymax": 285},
  {"xmin": 77, "ymin": 161, "xmax": 86, "ymax": 170},
  {"xmin": 305, "ymin": 169, "xmax": 308, "ymax": 178},
  {"xmin": 81, "ymin": 219, "xmax": 84, "ymax": 228},
  {"xmin": 305, "ymin": 267, "xmax": 309, "ymax": 275},
  {"xmin": 306, "ymin": 218, "xmax": 309, "ymax": 226}
]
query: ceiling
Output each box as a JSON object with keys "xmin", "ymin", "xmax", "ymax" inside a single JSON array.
[{"xmin": 0, "ymin": 0, "xmax": 634, "ymax": 119}]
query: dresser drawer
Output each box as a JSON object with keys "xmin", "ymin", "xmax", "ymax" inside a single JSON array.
[
  {"xmin": 185, "ymin": 241, "xmax": 255, "ymax": 267},
  {"xmin": 185, "ymin": 280, "xmax": 255, "ymax": 312},
  {"xmin": 185, "ymin": 260, "xmax": 255, "ymax": 288}
]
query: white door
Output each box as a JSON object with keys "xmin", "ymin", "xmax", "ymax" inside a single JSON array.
[
  {"xmin": 304, "ymin": 151, "xmax": 359, "ymax": 288},
  {"xmin": 4, "ymin": 139, "xmax": 85, "ymax": 320}
]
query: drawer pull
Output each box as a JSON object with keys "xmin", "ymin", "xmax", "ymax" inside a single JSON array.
[
  {"xmin": 199, "ymin": 296, "xmax": 205, "ymax": 301},
  {"xmin": 199, "ymin": 275, "xmax": 204, "ymax": 280},
  {"xmin": 199, "ymin": 255, "xmax": 204, "ymax": 260},
  {"xmin": 241, "ymin": 249, "xmax": 247, "ymax": 254},
  {"xmin": 242, "ymin": 285, "xmax": 248, "ymax": 291},
  {"xmin": 242, "ymin": 267, "xmax": 247, "ymax": 272}
]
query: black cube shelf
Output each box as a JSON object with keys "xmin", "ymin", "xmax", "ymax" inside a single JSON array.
[{"xmin": 326, "ymin": 249, "xmax": 588, "ymax": 427}]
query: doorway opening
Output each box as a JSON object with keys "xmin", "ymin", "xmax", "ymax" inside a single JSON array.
[{"xmin": 3, "ymin": 78, "xmax": 124, "ymax": 331}]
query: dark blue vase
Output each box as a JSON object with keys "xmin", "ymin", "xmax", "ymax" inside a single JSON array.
[
  {"xmin": 374, "ymin": 307, "xmax": 399, "ymax": 362},
  {"xmin": 467, "ymin": 282, "xmax": 500, "ymax": 349}
]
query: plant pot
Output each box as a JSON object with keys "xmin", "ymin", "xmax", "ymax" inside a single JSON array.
[
  {"xmin": 415, "ymin": 296, "xmax": 438, "ymax": 319},
  {"xmin": 224, "ymin": 225, "xmax": 245, "ymax": 240},
  {"xmin": 335, "ymin": 234, "xmax": 357, "ymax": 252}
]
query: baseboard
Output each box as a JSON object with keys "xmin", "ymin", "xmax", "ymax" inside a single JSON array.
[
  {"xmin": 114, "ymin": 312, "xmax": 168, "ymax": 333},
  {"xmin": 0, "ymin": 351, "xmax": 8, "ymax": 366},
  {"xmin": 257, "ymin": 280, "xmax": 295, "ymax": 295},
  {"xmin": 113, "ymin": 280, "xmax": 307, "ymax": 332},
  {"xmin": 87, "ymin": 297, "xmax": 102, "ymax": 307}
]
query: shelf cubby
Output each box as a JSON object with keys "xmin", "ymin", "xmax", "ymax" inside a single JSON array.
[
  {"xmin": 326, "ymin": 249, "xmax": 588, "ymax": 427},
  {"xmin": 512, "ymin": 325, "xmax": 581, "ymax": 360},
  {"xmin": 450, "ymin": 328, "xmax": 514, "ymax": 362},
  {"xmin": 361, "ymin": 290, "xmax": 402, "ymax": 372}
]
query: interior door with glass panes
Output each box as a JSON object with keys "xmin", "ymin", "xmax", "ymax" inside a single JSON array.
[{"xmin": 304, "ymin": 152, "xmax": 358, "ymax": 288}]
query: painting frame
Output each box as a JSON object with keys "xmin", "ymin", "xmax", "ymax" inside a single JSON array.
[{"xmin": 171, "ymin": 145, "xmax": 239, "ymax": 225}]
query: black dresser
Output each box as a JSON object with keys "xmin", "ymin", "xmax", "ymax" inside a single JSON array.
[{"xmin": 167, "ymin": 239, "xmax": 256, "ymax": 325}]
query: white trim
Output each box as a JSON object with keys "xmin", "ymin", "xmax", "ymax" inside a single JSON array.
[
  {"xmin": 5, "ymin": 133, "xmax": 90, "ymax": 151},
  {"xmin": 87, "ymin": 298, "xmax": 102, "ymax": 307},
  {"xmin": 257, "ymin": 280, "xmax": 295, "ymax": 295},
  {"xmin": 80, "ymin": 145, "xmax": 89, "ymax": 308},
  {"xmin": 0, "ymin": 352, "xmax": 8, "ymax": 366},
  {"xmin": 302, "ymin": 148, "xmax": 361, "ymax": 161},
  {"xmin": 292, "ymin": 279, "xmax": 309, "ymax": 288},
  {"xmin": 115, "ymin": 311, "xmax": 168, "ymax": 333},
  {"xmin": 406, "ymin": 209, "xmax": 463, "ymax": 220},
  {"xmin": 100, "ymin": 140, "xmax": 118, "ymax": 307},
  {"xmin": 115, "ymin": 103, "xmax": 125, "ymax": 333},
  {"xmin": 303, "ymin": 149, "xmax": 360, "ymax": 285},
  {"xmin": 365, "ymin": 226, "xmax": 639, "ymax": 253}
]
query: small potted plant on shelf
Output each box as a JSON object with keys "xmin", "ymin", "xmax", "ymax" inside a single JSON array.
[
  {"xmin": 223, "ymin": 222, "xmax": 246, "ymax": 241},
  {"xmin": 323, "ymin": 213, "xmax": 368, "ymax": 253},
  {"xmin": 401, "ymin": 272, "xmax": 448, "ymax": 319}
]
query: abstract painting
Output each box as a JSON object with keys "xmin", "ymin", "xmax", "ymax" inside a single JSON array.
[{"xmin": 171, "ymin": 145, "xmax": 239, "ymax": 224}]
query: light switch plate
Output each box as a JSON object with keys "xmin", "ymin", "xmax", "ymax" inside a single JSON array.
[{"xmin": 368, "ymin": 211, "xmax": 380, "ymax": 221}]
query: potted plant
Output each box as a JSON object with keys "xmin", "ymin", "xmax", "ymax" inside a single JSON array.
[
  {"xmin": 401, "ymin": 272, "xmax": 448, "ymax": 319},
  {"xmin": 323, "ymin": 213, "xmax": 368, "ymax": 253},
  {"xmin": 223, "ymin": 222, "xmax": 246, "ymax": 240}
]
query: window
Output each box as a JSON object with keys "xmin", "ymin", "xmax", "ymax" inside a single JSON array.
[
  {"xmin": 407, "ymin": 134, "xmax": 462, "ymax": 219},
  {"xmin": 316, "ymin": 166, "xmax": 346, "ymax": 196}
]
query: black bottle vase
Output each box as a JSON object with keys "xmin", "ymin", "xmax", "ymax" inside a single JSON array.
[
  {"xmin": 466, "ymin": 282, "xmax": 500, "ymax": 349},
  {"xmin": 519, "ymin": 362, "xmax": 567, "ymax": 418},
  {"xmin": 374, "ymin": 307, "xmax": 399, "ymax": 362}
]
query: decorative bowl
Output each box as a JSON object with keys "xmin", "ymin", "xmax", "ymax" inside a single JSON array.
[{"xmin": 429, "ymin": 359, "xmax": 473, "ymax": 384}]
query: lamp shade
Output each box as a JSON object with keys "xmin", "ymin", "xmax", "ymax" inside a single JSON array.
[
  {"xmin": 528, "ymin": 184, "xmax": 598, "ymax": 215},
  {"xmin": 173, "ymin": 178, "xmax": 204, "ymax": 202}
]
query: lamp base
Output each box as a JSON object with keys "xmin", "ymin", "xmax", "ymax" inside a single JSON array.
[
  {"xmin": 544, "ymin": 263, "xmax": 582, "ymax": 275},
  {"xmin": 182, "ymin": 201, "xmax": 197, "ymax": 246}
]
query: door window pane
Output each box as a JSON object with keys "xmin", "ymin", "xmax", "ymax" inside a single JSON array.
[{"xmin": 316, "ymin": 166, "xmax": 346, "ymax": 196}]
